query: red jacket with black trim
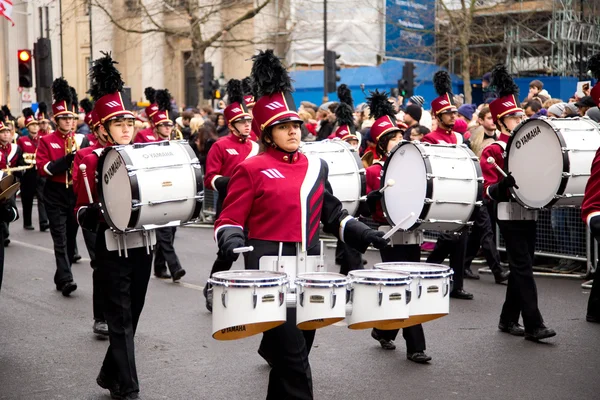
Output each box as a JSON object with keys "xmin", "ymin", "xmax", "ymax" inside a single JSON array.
[
  {"xmin": 204, "ymin": 133, "xmax": 259, "ymax": 191},
  {"xmin": 365, "ymin": 161, "xmax": 387, "ymax": 224},
  {"xmin": 134, "ymin": 127, "xmax": 158, "ymax": 144},
  {"xmin": 421, "ymin": 126, "xmax": 462, "ymax": 145},
  {"xmin": 479, "ymin": 133, "xmax": 510, "ymax": 200}
]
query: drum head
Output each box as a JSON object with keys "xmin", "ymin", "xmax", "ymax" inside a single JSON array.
[
  {"xmin": 507, "ymin": 119, "xmax": 565, "ymax": 208},
  {"xmin": 98, "ymin": 148, "xmax": 134, "ymax": 231},
  {"xmin": 212, "ymin": 270, "xmax": 287, "ymax": 284},
  {"xmin": 350, "ymin": 269, "xmax": 410, "ymax": 282},
  {"xmin": 375, "ymin": 262, "xmax": 450, "ymax": 275},
  {"xmin": 382, "ymin": 143, "xmax": 427, "ymax": 229}
]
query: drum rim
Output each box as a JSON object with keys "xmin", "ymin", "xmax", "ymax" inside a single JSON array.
[
  {"xmin": 505, "ymin": 118, "xmax": 569, "ymax": 209},
  {"xmin": 210, "ymin": 270, "xmax": 288, "ymax": 286},
  {"xmin": 349, "ymin": 269, "xmax": 412, "ymax": 285},
  {"xmin": 374, "ymin": 262, "xmax": 454, "ymax": 278},
  {"xmin": 295, "ymin": 272, "xmax": 348, "ymax": 287}
]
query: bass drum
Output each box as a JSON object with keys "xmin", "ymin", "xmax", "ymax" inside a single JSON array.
[
  {"xmin": 98, "ymin": 140, "xmax": 203, "ymax": 232},
  {"xmin": 506, "ymin": 117, "xmax": 600, "ymax": 208},
  {"xmin": 300, "ymin": 140, "xmax": 365, "ymax": 215}
]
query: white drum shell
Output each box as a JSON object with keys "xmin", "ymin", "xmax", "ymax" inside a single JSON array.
[
  {"xmin": 209, "ymin": 271, "xmax": 287, "ymax": 340},
  {"xmin": 300, "ymin": 140, "xmax": 364, "ymax": 215},
  {"xmin": 99, "ymin": 141, "xmax": 201, "ymax": 232},
  {"xmin": 347, "ymin": 270, "xmax": 411, "ymax": 329},
  {"xmin": 295, "ymin": 272, "xmax": 347, "ymax": 329},
  {"xmin": 382, "ymin": 142, "xmax": 482, "ymax": 232},
  {"xmin": 507, "ymin": 118, "xmax": 600, "ymax": 208}
]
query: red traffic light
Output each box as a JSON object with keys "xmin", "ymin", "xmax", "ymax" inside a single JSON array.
[{"xmin": 18, "ymin": 50, "xmax": 31, "ymax": 62}]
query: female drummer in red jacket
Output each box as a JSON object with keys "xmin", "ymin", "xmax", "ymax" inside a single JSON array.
[
  {"xmin": 74, "ymin": 53, "xmax": 152, "ymax": 400},
  {"xmin": 360, "ymin": 90, "xmax": 431, "ymax": 364},
  {"xmin": 215, "ymin": 50, "xmax": 388, "ymax": 400}
]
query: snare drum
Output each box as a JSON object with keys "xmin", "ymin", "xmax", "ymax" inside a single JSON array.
[
  {"xmin": 295, "ymin": 272, "xmax": 347, "ymax": 330},
  {"xmin": 375, "ymin": 263, "xmax": 453, "ymax": 328},
  {"xmin": 300, "ymin": 140, "xmax": 365, "ymax": 215},
  {"xmin": 347, "ymin": 269, "xmax": 412, "ymax": 330},
  {"xmin": 208, "ymin": 270, "xmax": 288, "ymax": 340},
  {"xmin": 506, "ymin": 118, "xmax": 600, "ymax": 208},
  {"xmin": 97, "ymin": 141, "xmax": 203, "ymax": 232},
  {"xmin": 381, "ymin": 142, "xmax": 482, "ymax": 232}
]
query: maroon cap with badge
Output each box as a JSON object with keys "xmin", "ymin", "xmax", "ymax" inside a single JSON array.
[
  {"xmin": 488, "ymin": 64, "xmax": 524, "ymax": 123},
  {"xmin": 89, "ymin": 53, "xmax": 135, "ymax": 123},
  {"xmin": 51, "ymin": 78, "xmax": 73, "ymax": 118},
  {"xmin": 430, "ymin": 71, "xmax": 457, "ymax": 116},
  {"xmin": 367, "ymin": 90, "xmax": 401, "ymax": 144},
  {"xmin": 224, "ymin": 79, "xmax": 252, "ymax": 125}
]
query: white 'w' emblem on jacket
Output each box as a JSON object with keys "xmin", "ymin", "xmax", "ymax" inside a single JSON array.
[
  {"xmin": 261, "ymin": 169, "xmax": 285, "ymax": 179},
  {"xmin": 225, "ymin": 149, "xmax": 239, "ymax": 155}
]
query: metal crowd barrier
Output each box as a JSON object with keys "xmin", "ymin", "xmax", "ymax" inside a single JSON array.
[{"xmin": 202, "ymin": 189, "xmax": 219, "ymax": 218}]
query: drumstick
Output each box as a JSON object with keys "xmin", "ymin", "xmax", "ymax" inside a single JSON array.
[
  {"xmin": 486, "ymin": 157, "xmax": 519, "ymax": 189},
  {"xmin": 79, "ymin": 164, "xmax": 94, "ymax": 203},
  {"xmin": 379, "ymin": 179, "xmax": 396, "ymax": 193},
  {"xmin": 382, "ymin": 212, "xmax": 415, "ymax": 240},
  {"xmin": 233, "ymin": 246, "xmax": 254, "ymax": 254}
]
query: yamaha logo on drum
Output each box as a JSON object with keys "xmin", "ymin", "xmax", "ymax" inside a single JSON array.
[
  {"xmin": 104, "ymin": 156, "xmax": 123, "ymax": 184},
  {"xmin": 142, "ymin": 151, "xmax": 174, "ymax": 159},
  {"xmin": 515, "ymin": 126, "xmax": 541, "ymax": 149}
]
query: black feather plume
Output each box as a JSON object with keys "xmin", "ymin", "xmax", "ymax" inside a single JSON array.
[
  {"xmin": 433, "ymin": 71, "xmax": 453, "ymax": 96},
  {"xmin": 241, "ymin": 77, "xmax": 254, "ymax": 96},
  {"xmin": 588, "ymin": 53, "xmax": 600, "ymax": 80},
  {"xmin": 156, "ymin": 89, "xmax": 171, "ymax": 112},
  {"xmin": 490, "ymin": 64, "xmax": 519, "ymax": 97},
  {"xmin": 0, "ymin": 110, "xmax": 5, "ymax": 123},
  {"xmin": 22, "ymin": 107, "xmax": 34, "ymax": 119},
  {"xmin": 70, "ymin": 87, "xmax": 79, "ymax": 112},
  {"xmin": 144, "ymin": 87, "xmax": 156, "ymax": 103},
  {"xmin": 89, "ymin": 52, "xmax": 125, "ymax": 101},
  {"xmin": 367, "ymin": 90, "xmax": 396, "ymax": 121},
  {"xmin": 52, "ymin": 77, "xmax": 72, "ymax": 105},
  {"xmin": 335, "ymin": 103, "xmax": 355, "ymax": 128},
  {"xmin": 250, "ymin": 49, "xmax": 293, "ymax": 98},
  {"xmin": 337, "ymin": 84, "xmax": 353, "ymax": 108},
  {"xmin": 80, "ymin": 98, "xmax": 94, "ymax": 114},
  {"xmin": 2, "ymin": 105, "xmax": 14, "ymax": 121},
  {"xmin": 38, "ymin": 102, "xmax": 48, "ymax": 118},
  {"xmin": 226, "ymin": 79, "xmax": 245, "ymax": 105}
]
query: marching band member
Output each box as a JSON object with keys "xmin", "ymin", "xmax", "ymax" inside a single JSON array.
[
  {"xmin": 80, "ymin": 98, "xmax": 97, "ymax": 147},
  {"xmin": 360, "ymin": 90, "xmax": 431, "ymax": 363},
  {"xmin": 481, "ymin": 64, "xmax": 555, "ymax": 341},
  {"xmin": 215, "ymin": 49, "xmax": 388, "ymax": 400},
  {"xmin": 422, "ymin": 71, "xmax": 473, "ymax": 300},
  {"xmin": 202, "ymin": 78, "xmax": 259, "ymax": 311},
  {"xmin": 75, "ymin": 52, "xmax": 152, "ymax": 400},
  {"xmin": 36, "ymin": 78, "xmax": 81, "ymax": 296},
  {"xmin": 37, "ymin": 102, "xmax": 53, "ymax": 135},
  {"xmin": 0, "ymin": 110, "xmax": 23, "ymax": 246},
  {"xmin": 17, "ymin": 108, "xmax": 49, "ymax": 231},
  {"xmin": 133, "ymin": 87, "xmax": 160, "ymax": 144},
  {"xmin": 580, "ymin": 53, "xmax": 600, "ymax": 324},
  {"xmin": 241, "ymin": 76, "xmax": 259, "ymax": 142},
  {"xmin": 151, "ymin": 89, "xmax": 186, "ymax": 282}
]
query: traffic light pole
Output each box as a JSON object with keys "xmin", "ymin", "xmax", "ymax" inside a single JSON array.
[{"xmin": 323, "ymin": 0, "xmax": 328, "ymax": 103}]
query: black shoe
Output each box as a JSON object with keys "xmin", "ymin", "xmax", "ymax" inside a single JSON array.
[
  {"xmin": 40, "ymin": 223, "xmax": 50, "ymax": 232},
  {"xmin": 203, "ymin": 283, "xmax": 213, "ymax": 313},
  {"xmin": 120, "ymin": 393, "xmax": 140, "ymax": 400},
  {"xmin": 154, "ymin": 271, "xmax": 171, "ymax": 279},
  {"xmin": 371, "ymin": 329, "xmax": 396, "ymax": 350},
  {"xmin": 3, "ymin": 238, "xmax": 9, "ymax": 247},
  {"xmin": 61, "ymin": 281, "xmax": 77, "ymax": 296},
  {"xmin": 407, "ymin": 352, "xmax": 432, "ymax": 363},
  {"xmin": 93, "ymin": 320, "xmax": 109, "ymax": 337},
  {"xmin": 524, "ymin": 326, "xmax": 556, "ymax": 342},
  {"xmin": 71, "ymin": 254, "xmax": 82, "ymax": 264},
  {"xmin": 258, "ymin": 347, "xmax": 274, "ymax": 368},
  {"xmin": 23, "ymin": 225, "xmax": 34, "ymax": 231},
  {"xmin": 172, "ymin": 269, "xmax": 186, "ymax": 282},
  {"xmin": 97, "ymin": 370, "xmax": 121, "ymax": 399},
  {"xmin": 498, "ymin": 321, "xmax": 525, "ymax": 336},
  {"xmin": 586, "ymin": 315, "xmax": 600, "ymax": 323},
  {"xmin": 450, "ymin": 289, "xmax": 473, "ymax": 300},
  {"xmin": 464, "ymin": 269, "xmax": 480, "ymax": 280},
  {"xmin": 494, "ymin": 269, "xmax": 510, "ymax": 284}
]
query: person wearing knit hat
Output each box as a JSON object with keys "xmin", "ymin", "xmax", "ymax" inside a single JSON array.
[
  {"xmin": 481, "ymin": 64, "xmax": 556, "ymax": 342},
  {"xmin": 408, "ymin": 95, "xmax": 425, "ymax": 107},
  {"xmin": 17, "ymin": 107, "xmax": 49, "ymax": 232},
  {"xmin": 73, "ymin": 52, "xmax": 151, "ymax": 400},
  {"xmin": 214, "ymin": 49, "xmax": 388, "ymax": 399},
  {"xmin": 457, "ymin": 103, "xmax": 477, "ymax": 124},
  {"xmin": 36, "ymin": 77, "xmax": 84, "ymax": 297},
  {"xmin": 201, "ymin": 78, "xmax": 260, "ymax": 311},
  {"xmin": 547, "ymin": 102, "xmax": 566, "ymax": 118},
  {"xmin": 360, "ymin": 88, "xmax": 432, "ymax": 364},
  {"xmin": 402, "ymin": 103, "xmax": 422, "ymax": 140}
]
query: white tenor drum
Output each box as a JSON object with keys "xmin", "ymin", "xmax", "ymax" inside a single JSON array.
[
  {"xmin": 382, "ymin": 142, "xmax": 482, "ymax": 232},
  {"xmin": 300, "ymin": 140, "xmax": 365, "ymax": 215},
  {"xmin": 97, "ymin": 141, "xmax": 203, "ymax": 232},
  {"xmin": 347, "ymin": 269, "xmax": 412, "ymax": 330},
  {"xmin": 295, "ymin": 272, "xmax": 347, "ymax": 330},
  {"xmin": 208, "ymin": 270, "xmax": 288, "ymax": 340},
  {"xmin": 506, "ymin": 117, "xmax": 600, "ymax": 209},
  {"xmin": 375, "ymin": 263, "xmax": 453, "ymax": 328}
]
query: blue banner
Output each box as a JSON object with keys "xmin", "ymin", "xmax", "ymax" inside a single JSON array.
[{"xmin": 385, "ymin": 0, "xmax": 436, "ymax": 62}]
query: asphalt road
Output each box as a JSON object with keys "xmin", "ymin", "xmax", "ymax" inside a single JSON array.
[{"xmin": 1, "ymin": 210, "xmax": 599, "ymax": 400}]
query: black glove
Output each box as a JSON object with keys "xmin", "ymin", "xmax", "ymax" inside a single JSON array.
[
  {"xmin": 590, "ymin": 215, "xmax": 600, "ymax": 242},
  {"xmin": 361, "ymin": 229, "xmax": 389, "ymax": 250},
  {"xmin": 218, "ymin": 230, "xmax": 245, "ymax": 262},
  {"xmin": 0, "ymin": 203, "xmax": 16, "ymax": 222},
  {"xmin": 488, "ymin": 173, "xmax": 517, "ymax": 202},
  {"xmin": 365, "ymin": 190, "xmax": 382, "ymax": 215},
  {"xmin": 77, "ymin": 203, "xmax": 101, "ymax": 232},
  {"xmin": 47, "ymin": 153, "xmax": 76, "ymax": 175},
  {"xmin": 498, "ymin": 172, "xmax": 516, "ymax": 191},
  {"xmin": 214, "ymin": 176, "xmax": 230, "ymax": 194}
]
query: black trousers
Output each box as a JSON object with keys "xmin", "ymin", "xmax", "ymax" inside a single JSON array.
[
  {"xmin": 588, "ymin": 265, "xmax": 600, "ymax": 318},
  {"xmin": 497, "ymin": 219, "xmax": 544, "ymax": 331},
  {"xmin": 82, "ymin": 228, "xmax": 104, "ymax": 321},
  {"xmin": 20, "ymin": 170, "xmax": 48, "ymax": 228},
  {"xmin": 44, "ymin": 182, "xmax": 79, "ymax": 286},
  {"xmin": 465, "ymin": 203, "xmax": 503, "ymax": 275},
  {"xmin": 0, "ymin": 226, "xmax": 5, "ymax": 292},
  {"xmin": 372, "ymin": 244, "xmax": 426, "ymax": 353},
  {"xmin": 154, "ymin": 227, "xmax": 182, "ymax": 275},
  {"xmin": 96, "ymin": 225, "xmax": 152, "ymax": 396},
  {"xmin": 335, "ymin": 239, "xmax": 363, "ymax": 275},
  {"xmin": 426, "ymin": 231, "xmax": 467, "ymax": 291}
]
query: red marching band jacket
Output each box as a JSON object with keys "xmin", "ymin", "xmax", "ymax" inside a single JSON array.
[
  {"xmin": 203, "ymin": 134, "xmax": 259, "ymax": 191},
  {"xmin": 72, "ymin": 142, "xmax": 103, "ymax": 196},
  {"xmin": 365, "ymin": 160, "xmax": 387, "ymax": 224},
  {"xmin": 16, "ymin": 135, "xmax": 40, "ymax": 157},
  {"xmin": 73, "ymin": 148, "xmax": 105, "ymax": 214},
  {"xmin": 36, "ymin": 131, "xmax": 83, "ymax": 184},
  {"xmin": 421, "ymin": 126, "xmax": 463, "ymax": 145},
  {"xmin": 134, "ymin": 127, "xmax": 158, "ymax": 144},
  {"xmin": 0, "ymin": 142, "xmax": 21, "ymax": 170},
  {"xmin": 582, "ymin": 148, "xmax": 600, "ymax": 226},
  {"xmin": 479, "ymin": 133, "xmax": 510, "ymax": 200},
  {"xmin": 214, "ymin": 147, "xmax": 373, "ymax": 260}
]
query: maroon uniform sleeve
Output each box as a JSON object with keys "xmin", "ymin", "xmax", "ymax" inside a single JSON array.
[
  {"xmin": 480, "ymin": 143, "xmax": 503, "ymax": 200},
  {"xmin": 582, "ymin": 149, "xmax": 600, "ymax": 225},
  {"xmin": 365, "ymin": 165, "xmax": 379, "ymax": 193},
  {"xmin": 72, "ymin": 150, "xmax": 86, "ymax": 195},
  {"xmin": 214, "ymin": 163, "xmax": 254, "ymax": 240},
  {"xmin": 36, "ymin": 136, "xmax": 52, "ymax": 177},
  {"xmin": 74, "ymin": 153, "xmax": 98, "ymax": 213},
  {"xmin": 420, "ymin": 132, "xmax": 436, "ymax": 144},
  {"xmin": 204, "ymin": 142, "xmax": 225, "ymax": 191}
]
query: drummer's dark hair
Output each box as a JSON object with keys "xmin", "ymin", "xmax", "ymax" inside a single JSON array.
[{"xmin": 376, "ymin": 130, "xmax": 402, "ymax": 158}]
